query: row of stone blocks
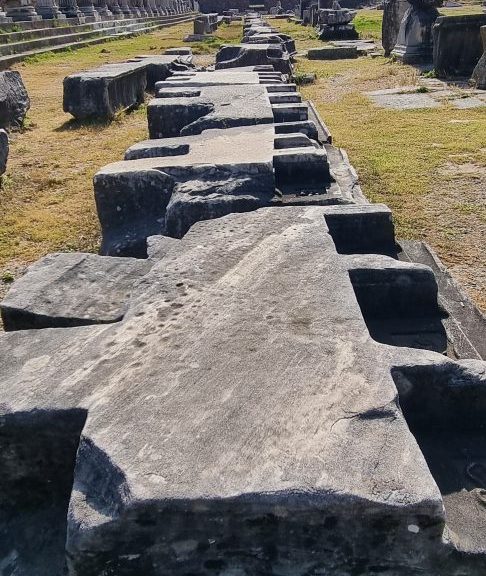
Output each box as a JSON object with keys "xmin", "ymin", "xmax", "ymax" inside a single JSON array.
[{"xmin": 1, "ymin": 13, "xmax": 486, "ymax": 576}]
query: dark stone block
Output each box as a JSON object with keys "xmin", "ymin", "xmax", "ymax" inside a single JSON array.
[
  {"xmin": 0, "ymin": 70, "xmax": 30, "ymax": 130},
  {"xmin": 0, "ymin": 128, "xmax": 8, "ymax": 175},
  {"xmin": 382, "ymin": 0, "xmax": 409, "ymax": 56},
  {"xmin": 433, "ymin": 14, "xmax": 486, "ymax": 78}
]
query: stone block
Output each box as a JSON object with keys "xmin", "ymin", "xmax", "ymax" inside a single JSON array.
[
  {"xmin": 0, "ymin": 128, "xmax": 8, "ymax": 175},
  {"xmin": 0, "ymin": 70, "xmax": 30, "ymax": 130},
  {"xmin": 215, "ymin": 43, "xmax": 293, "ymax": 75},
  {"xmin": 63, "ymin": 56, "xmax": 191, "ymax": 119},
  {"xmin": 382, "ymin": 0, "xmax": 409, "ymax": 56},
  {"xmin": 307, "ymin": 45, "xmax": 358, "ymax": 59},
  {"xmin": 0, "ymin": 253, "xmax": 151, "ymax": 330},
  {"xmin": 147, "ymin": 84, "xmax": 275, "ymax": 138},
  {"xmin": 96, "ymin": 125, "xmax": 330, "ymax": 254},
  {"xmin": 1, "ymin": 207, "xmax": 486, "ymax": 574},
  {"xmin": 433, "ymin": 14, "xmax": 486, "ymax": 78},
  {"xmin": 471, "ymin": 25, "xmax": 486, "ymax": 89}
]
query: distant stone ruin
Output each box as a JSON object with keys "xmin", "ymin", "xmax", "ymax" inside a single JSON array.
[{"xmin": 1, "ymin": 11, "xmax": 486, "ymax": 576}]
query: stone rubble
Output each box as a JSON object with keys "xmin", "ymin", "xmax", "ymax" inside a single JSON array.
[{"xmin": 1, "ymin": 12, "xmax": 486, "ymax": 576}]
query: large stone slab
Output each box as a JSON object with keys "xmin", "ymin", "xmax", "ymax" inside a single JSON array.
[
  {"xmin": 95, "ymin": 125, "xmax": 330, "ymax": 254},
  {"xmin": 216, "ymin": 43, "xmax": 293, "ymax": 75},
  {"xmin": 0, "ymin": 252, "xmax": 151, "ymax": 330},
  {"xmin": 433, "ymin": 14, "xmax": 486, "ymax": 78},
  {"xmin": 1, "ymin": 207, "xmax": 485, "ymax": 575},
  {"xmin": 0, "ymin": 127, "xmax": 8, "ymax": 175},
  {"xmin": 0, "ymin": 70, "xmax": 30, "ymax": 130},
  {"xmin": 63, "ymin": 55, "xmax": 191, "ymax": 120},
  {"xmin": 147, "ymin": 84, "xmax": 275, "ymax": 138}
]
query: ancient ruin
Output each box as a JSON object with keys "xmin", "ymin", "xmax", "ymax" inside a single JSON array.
[{"xmin": 1, "ymin": 7, "xmax": 486, "ymax": 576}]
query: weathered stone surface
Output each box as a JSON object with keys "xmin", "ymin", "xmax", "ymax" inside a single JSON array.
[
  {"xmin": 433, "ymin": 14, "xmax": 486, "ymax": 78},
  {"xmin": 147, "ymin": 84, "xmax": 275, "ymax": 138},
  {"xmin": 307, "ymin": 45, "xmax": 358, "ymax": 59},
  {"xmin": 0, "ymin": 70, "xmax": 30, "ymax": 130},
  {"xmin": 63, "ymin": 56, "xmax": 191, "ymax": 120},
  {"xmin": 216, "ymin": 43, "xmax": 293, "ymax": 75},
  {"xmin": 1, "ymin": 207, "xmax": 486, "ymax": 575},
  {"xmin": 96, "ymin": 125, "xmax": 331, "ymax": 254},
  {"xmin": 193, "ymin": 11, "xmax": 218, "ymax": 34},
  {"xmin": 0, "ymin": 252, "xmax": 151, "ymax": 330},
  {"xmin": 382, "ymin": 0, "xmax": 409, "ymax": 56},
  {"xmin": 392, "ymin": 0, "xmax": 442, "ymax": 63},
  {"xmin": 155, "ymin": 69, "xmax": 286, "ymax": 91},
  {"xmin": 472, "ymin": 25, "xmax": 486, "ymax": 89},
  {"xmin": 0, "ymin": 128, "xmax": 8, "ymax": 175}
]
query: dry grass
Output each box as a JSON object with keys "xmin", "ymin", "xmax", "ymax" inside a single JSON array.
[
  {"xmin": 273, "ymin": 13, "xmax": 486, "ymax": 311},
  {"xmin": 0, "ymin": 20, "xmax": 242, "ymax": 291}
]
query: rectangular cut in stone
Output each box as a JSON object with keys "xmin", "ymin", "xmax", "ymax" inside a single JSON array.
[{"xmin": 3, "ymin": 207, "xmax": 481, "ymax": 575}]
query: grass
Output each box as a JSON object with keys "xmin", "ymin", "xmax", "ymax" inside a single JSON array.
[
  {"xmin": 272, "ymin": 11, "xmax": 486, "ymax": 310},
  {"xmin": 0, "ymin": 20, "xmax": 242, "ymax": 290}
]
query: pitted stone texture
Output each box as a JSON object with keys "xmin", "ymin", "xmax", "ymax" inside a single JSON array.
[
  {"xmin": 155, "ymin": 69, "xmax": 286, "ymax": 91},
  {"xmin": 63, "ymin": 55, "xmax": 190, "ymax": 119},
  {"xmin": 0, "ymin": 70, "xmax": 30, "ymax": 130},
  {"xmin": 2, "ymin": 207, "xmax": 486, "ymax": 575},
  {"xmin": 216, "ymin": 43, "xmax": 293, "ymax": 75},
  {"xmin": 148, "ymin": 84, "xmax": 274, "ymax": 138},
  {"xmin": 0, "ymin": 253, "xmax": 151, "ymax": 330}
]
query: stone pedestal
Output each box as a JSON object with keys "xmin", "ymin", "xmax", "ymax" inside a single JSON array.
[
  {"xmin": 94, "ymin": 0, "xmax": 113, "ymax": 18},
  {"xmin": 4, "ymin": 0, "xmax": 42, "ymax": 21},
  {"xmin": 58, "ymin": 0, "xmax": 83, "ymax": 18},
  {"xmin": 391, "ymin": 0, "xmax": 442, "ymax": 63},
  {"xmin": 77, "ymin": 0, "xmax": 100, "ymax": 18},
  {"xmin": 472, "ymin": 25, "xmax": 486, "ymax": 88},
  {"xmin": 382, "ymin": 0, "xmax": 410, "ymax": 56},
  {"xmin": 35, "ymin": 0, "xmax": 67, "ymax": 18},
  {"xmin": 107, "ymin": 0, "xmax": 123, "ymax": 16}
]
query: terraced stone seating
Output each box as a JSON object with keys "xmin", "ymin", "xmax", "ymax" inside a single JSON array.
[
  {"xmin": 0, "ymin": 13, "xmax": 196, "ymax": 69},
  {"xmin": 63, "ymin": 53, "xmax": 193, "ymax": 119}
]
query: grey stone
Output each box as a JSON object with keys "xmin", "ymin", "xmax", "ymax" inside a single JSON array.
[
  {"xmin": 96, "ymin": 125, "xmax": 330, "ymax": 254},
  {"xmin": 155, "ymin": 69, "xmax": 286, "ymax": 91},
  {"xmin": 1, "ymin": 207, "xmax": 486, "ymax": 575},
  {"xmin": 0, "ymin": 128, "xmax": 8, "ymax": 176},
  {"xmin": 433, "ymin": 14, "xmax": 486, "ymax": 78},
  {"xmin": 0, "ymin": 70, "xmax": 30, "ymax": 131},
  {"xmin": 147, "ymin": 84, "xmax": 275, "ymax": 138},
  {"xmin": 216, "ymin": 43, "xmax": 293, "ymax": 75},
  {"xmin": 307, "ymin": 45, "xmax": 358, "ymax": 59},
  {"xmin": 382, "ymin": 0, "xmax": 409, "ymax": 56},
  {"xmin": 63, "ymin": 56, "xmax": 191, "ymax": 120},
  {"xmin": 0, "ymin": 252, "xmax": 151, "ymax": 330},
  {"xmin": 392, "ymin": 0, "xmax": 442, "ymax": 63},
  {"xmin": 472, "ymin": 26, "xmax": 486, "ymax": 89},
  {"xmin": 366, "ymin": 88, "xmax": 441, "ymax": 109}
]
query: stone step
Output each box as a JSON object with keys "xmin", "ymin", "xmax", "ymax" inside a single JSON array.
[
  {"xmin": 0, "ymin": 14, "xmax": 194, "ymax": 69},
  {"xmin": 0, "ymin": 16, "xmax": 188, "ymax": 56},
  {"xmin": 0, "ymin": 15, "xmax": 173, "ymax": 44}
]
